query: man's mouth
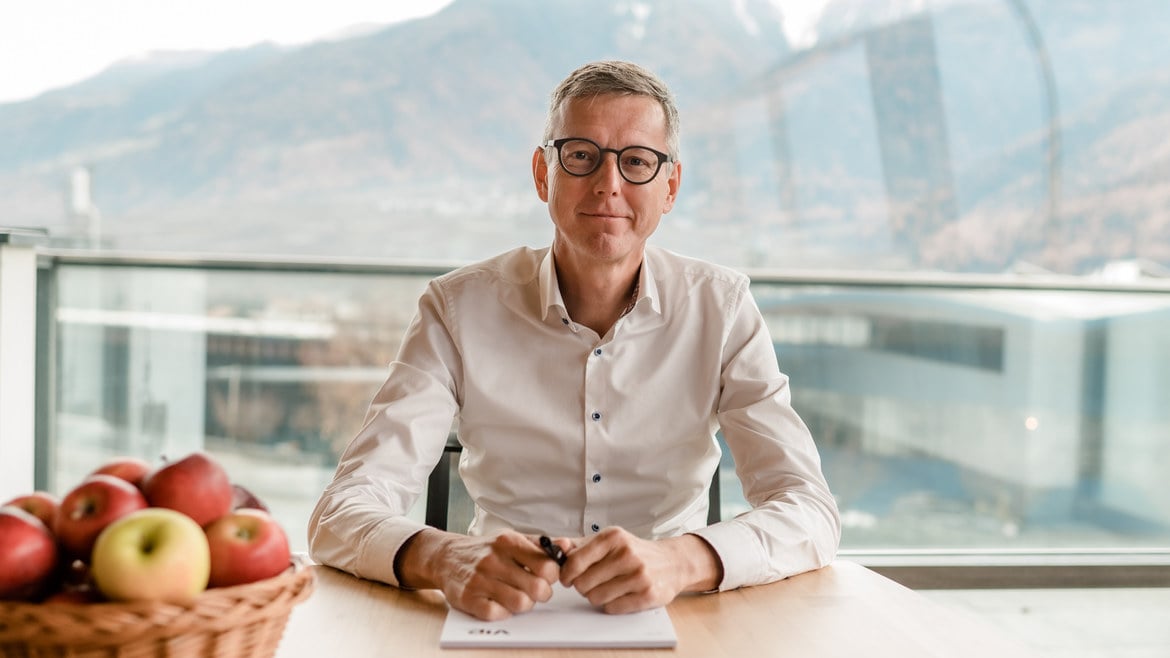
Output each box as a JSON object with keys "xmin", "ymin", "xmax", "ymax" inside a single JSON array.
[{"xmin": 583, "ymin": 211, "xmax": 626, "ymax": 220}]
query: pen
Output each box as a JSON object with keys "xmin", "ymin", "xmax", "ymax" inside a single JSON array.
[{"xmin": 539, "ymin": 535, "xmax": 566, "ymax": 566}]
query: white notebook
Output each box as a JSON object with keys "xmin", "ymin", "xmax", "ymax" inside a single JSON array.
[{"xmin": 439, "ymin": 584, "xmax": 678, "ymax": 649}]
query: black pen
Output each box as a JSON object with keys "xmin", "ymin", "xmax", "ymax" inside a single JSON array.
[{"xmin": 539, "ymin": 535, "xmax": 566, "ymax": 566}]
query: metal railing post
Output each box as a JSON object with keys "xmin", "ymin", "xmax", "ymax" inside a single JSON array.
[
  {"xmin": 0, "ymin": 228, "xmax": 48, "ymax": 501},
  {"xmin": 34, "ymin": 252, "xmax": 57, "ymax": 491}
]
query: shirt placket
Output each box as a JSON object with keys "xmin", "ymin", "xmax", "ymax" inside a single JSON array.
[{"xmin": 581, "ymin": 338, "xmax": 610, "ymax": 536}]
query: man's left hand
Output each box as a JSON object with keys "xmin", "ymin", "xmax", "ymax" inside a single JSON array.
[{"xmin": 555, "ymin": 527, "xmax": 723, "ymax": 614}]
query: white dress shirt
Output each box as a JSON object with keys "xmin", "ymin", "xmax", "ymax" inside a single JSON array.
[{"xmin": 308, "ymin": 245, "xmax": 840, "ymax": 591}]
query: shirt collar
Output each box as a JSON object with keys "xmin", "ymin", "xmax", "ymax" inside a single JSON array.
[
  {"xmin": 538, "ymin": 249, "xmax": 564, "ymax": 322},
  {"xmin": 538, "ymin": 247, "xmax": 662, "ymax": 322}
]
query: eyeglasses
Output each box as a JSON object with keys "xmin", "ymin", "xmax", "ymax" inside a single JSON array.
[{"xmin": 543, "ymin": 137, "xmax": 674, "ymax": 185}]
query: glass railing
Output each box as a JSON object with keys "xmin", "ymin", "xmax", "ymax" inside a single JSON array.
[
  {"xmin": 35, "ymin": 250, "xmax": 1170, "ymax": 566},
  {"xmin": 750, "ymin": 275, "xmax": 1170, "ymax": 557}
]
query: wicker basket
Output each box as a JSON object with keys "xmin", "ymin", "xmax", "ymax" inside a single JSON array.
[{"xmin": 0, "ymin": 557, "xmax": 315, "ymax": 658}]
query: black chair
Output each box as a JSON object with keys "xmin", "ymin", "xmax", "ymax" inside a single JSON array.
[{"xmin": 425, "ymin": 433, "xmax": 722, "ymax": 530}]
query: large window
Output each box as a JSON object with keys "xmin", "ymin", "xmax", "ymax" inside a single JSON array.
[{"xmin": 10, "ymin": 1, "xmax": 1170, "ymax": 563}]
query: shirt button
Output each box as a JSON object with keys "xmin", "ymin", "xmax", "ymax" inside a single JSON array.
[
  {"xmin": 593, "ymin": 348, "xmax": 602, "ymax": 356},
  {"xmin": 591, "ymin": 523, "xmax": 601, "ymax": 532},
  {"xmin": 592, "ymin": 473, "xmax": 601, "ymax": 483},
  {"xmin": 591, "ymin": 411, "xmax": 601, "ymax": 421}
]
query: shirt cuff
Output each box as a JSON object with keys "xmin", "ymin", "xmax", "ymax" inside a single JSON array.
[
  {"xmin": 688, "ymin": 521, "xmax": 767, "ymax": 592},
  {"xmin": 355, "ymin": 516, "xmax": 430, "ymax": 588}
]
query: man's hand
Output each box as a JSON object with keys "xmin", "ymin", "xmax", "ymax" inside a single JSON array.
[
  {"xmin": 556, "ymin": 527, "xmax": 723, "ymax": 614},
  {"xmin": 396, "ymin": 528, "xmax": 560, "ymax": 621}
]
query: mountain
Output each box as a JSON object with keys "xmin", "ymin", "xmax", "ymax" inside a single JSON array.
[
  {"xmin": 1, "ymin": 0, "xmax": 1168, "ymax": 273},
  {"xmin": 0, "ymin": 0, "xmax": 794, "ymax": 262}
]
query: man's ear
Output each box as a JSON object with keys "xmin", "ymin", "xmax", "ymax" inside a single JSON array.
[
  {"xmin": 532, "ymin": 148, "xmax": 550, "ymax": 202},
  {"xmin": 661, "ymin": 161, "xmax": 681, "ymax": 214}
]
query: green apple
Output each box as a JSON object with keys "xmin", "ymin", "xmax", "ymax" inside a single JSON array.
[{"xmin": 90, "ymin": 508, "xmax": 210, "ymax": 604}]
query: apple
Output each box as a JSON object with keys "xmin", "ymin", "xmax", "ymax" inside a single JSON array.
[
  {"xmin": 231, "ymin": 483, "xmax": 269, "ymax": 512},
  {"xmin": 2, "ymin": 491, "xmax": 60, "ymax": 528},
  {"xmin": 55, "ymin": 474, "xmax": 149, "ymax": 559},
  {"xmin": 0, "ymin": 507, "xmax": 60, "ymax": 601},
  {"xmin": 90, "ymin": 507, "xmax": 210, "ymax": 604},
  {"xmin": 44, "ymin": 586, "xmax": 102, "ymax": 604},
  {"xmin": 204, "ymin": 509, "xmax": 290, "ymax": 587},
  {"xmin": 142, "ymin": 452, "xmax": 233, "ymax": 527},
  {"xmin": 90, "ymin": 456, "xmax": 153, "ymax": 489}
]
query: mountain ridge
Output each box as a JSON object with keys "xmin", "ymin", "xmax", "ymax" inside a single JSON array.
[{"xmin": 2, "ymin": 0, "xmax": 1168, "ymax": 273}]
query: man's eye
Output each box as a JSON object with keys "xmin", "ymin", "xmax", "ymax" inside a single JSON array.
[{"xmin": 568, "ymin": 150, "xmax": 593, "ymax": 161}]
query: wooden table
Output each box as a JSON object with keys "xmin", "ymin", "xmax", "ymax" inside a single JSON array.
[{"xmin": 275, "ymin": 561, "xmax": 1037, "ymax": 657}]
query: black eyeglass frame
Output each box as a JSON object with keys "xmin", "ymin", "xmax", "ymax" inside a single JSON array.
[{"xmin": 542, "ymin": 137, "xmax": 675, "ymax": 185}]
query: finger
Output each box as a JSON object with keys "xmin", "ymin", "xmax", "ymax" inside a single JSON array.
[
  {"xmin": 554, "ymin": 537, "xmax": 577, "ymax": 563},
  {"xmin": 513, "ymin": 548, "xmax": 560, "ymax": 593},
  {"xmin": 483, "ymin": 577, "xmax": 542, "ymax": 615},
  {"xmin": 559, "ymin": 533, "xmax": 617, "ymax": 585},
  {"xmin": 484, "ymin": 534, "xmax": 556, "ymax": 601},
  {"xmin": 576, "ymin": 555, "xmax": 661, "ymax": 608},
  {"xmin": 563, "ymin": 533, "xmax": 637, "ymax": 591},
  {"xmin": 455, "ymin": 569, "xmax": 542, "ymax": 617},
  {"xmin": 563, "ymin": 544, "xmax": 669, "ymax": 612},
  {"xmin": 600, "ymin": 588, "xmax": 664, "ymax": 615},
  {"xmin": 510, "ymin": 557, "xmax": 557, "ymax": 603},
  {"xmin": 458, "ymin": 593, "xmax": 515, "ymax": 621}
]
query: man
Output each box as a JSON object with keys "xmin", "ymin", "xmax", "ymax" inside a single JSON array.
[{"xmin": 308, "ymin": 60, "xmax": 840, "ymax": 621}]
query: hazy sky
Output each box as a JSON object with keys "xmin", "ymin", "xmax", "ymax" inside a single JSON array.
[
  {"xmin": 0, "ymin": 0, "xmax": 455, "ymax": 103},
  {"xmin": 0, "ymin": 1, "xmax": 827, "ymax": 105}
]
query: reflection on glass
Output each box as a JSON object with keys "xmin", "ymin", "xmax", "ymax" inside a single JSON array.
[
  {"xmin": 47, "ymin": 264, "xmax": 1170, "ymax": 553},
  {"xmin": 748, "ymin": 284, "xmax": 1170, "ymax": 550}
]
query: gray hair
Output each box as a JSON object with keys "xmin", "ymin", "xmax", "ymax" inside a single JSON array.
[{"xmin": 542, "ymin": 60, "xmax": 680, "ymax": 159}]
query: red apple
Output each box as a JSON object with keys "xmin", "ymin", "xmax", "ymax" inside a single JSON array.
[
  {"xmin": 141, "ymin": 452, "xmax": 233, "ymax": 527},
  {"xmin": 0, "ymin": 507, "xmax": 60, "ymax": 601},
  {"xmin": 90, "ymin": 456, "xmax": 153, "ymax": 489},
  {"xmin": 44, "ymin": 586, "xmax": 103, "ymax": 604},
  {"xmin": 231, "ymin": 483, "xmax": 269, "ymax": 512},
  {"xmin": 204, "ymin": 509, "xmax": 290, "ymax": 587},
  {"xmin": 55, "ymin": 474, "xmax": 149, "ymax": 559},
  {"xmin": 41, "ymin": 559, "xmax": 100, "ymax": 604},
  {"xmin": 91, "ymin": 508, "xmax": 210, "ymax": 604},
  {"xmin": 2, "ymin": 491, "xmax": 60, "ymax": 528}
]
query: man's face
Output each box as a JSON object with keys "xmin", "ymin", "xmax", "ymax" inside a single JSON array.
[{"xmin": 532, "ymin": 93, "xmax": 681, "ymax": 270}]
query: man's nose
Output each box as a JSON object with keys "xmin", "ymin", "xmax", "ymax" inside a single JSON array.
[{"xmin": 592, "ymin": 152, "xmax": 623, "ymax": 194}]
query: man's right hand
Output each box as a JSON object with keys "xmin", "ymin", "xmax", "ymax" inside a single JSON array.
[{"xmin": 395, "ymin": 528, "xmax": 560, "ymax": 620}]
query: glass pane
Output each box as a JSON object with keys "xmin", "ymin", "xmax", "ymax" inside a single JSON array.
[
  {"xmin": 50, "ymin": 262, "xmax": 1170, "ymax": 553},
  {"xmin": 740, "ymin": 282, "xmax": 1170, "ymax": 550},
  {"xmin": 52, "ymin": 263, "xmax": 434, "ymax": 552}
]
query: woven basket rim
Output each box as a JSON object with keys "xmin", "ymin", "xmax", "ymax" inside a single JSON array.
[{"xmin": 0, "ymin": 556, "xmax": 315, "ymax": 647}]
